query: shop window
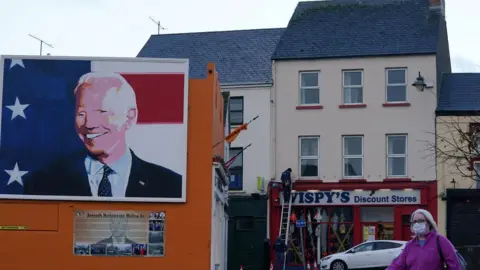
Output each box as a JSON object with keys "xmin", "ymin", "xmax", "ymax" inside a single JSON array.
[
  {"xmin": 361, "ymin": 207, "xmax": 394, "ymax": 222},
  {"xmin": 286, "ymin": 207, "xmax": 354, "ymax": 266},
  {"xmin": 235, "ymin": 217, "xmax": 254, "ymax": 231},
  {"xmin": 361, "ymin": 207, "xmax": 394, "ymax": 241}
]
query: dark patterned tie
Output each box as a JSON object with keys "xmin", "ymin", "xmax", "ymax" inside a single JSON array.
[{"xmin": 98, "ymin": 165, "xmax": 113, "ymax": 197}]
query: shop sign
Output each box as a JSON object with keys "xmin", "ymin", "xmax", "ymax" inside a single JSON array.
[
  {"xmin": 296, "ymin": 220, "xmax": 306, "ymax": 228},
  {"xmin": 282, "ymin": 189, "xmax": 421, "ymax": 205}
]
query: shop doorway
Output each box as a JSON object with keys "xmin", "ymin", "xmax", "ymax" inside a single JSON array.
[
  {"xmin": 394, "ymin": 205, "xmax": 418, "ymax": 241},
  {"xmin": 360, "ymin": 207, "xmax": 394, "ymax": 242}
]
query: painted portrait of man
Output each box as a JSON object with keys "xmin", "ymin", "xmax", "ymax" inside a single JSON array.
[{"xmin": 23, "ymin": 72, "xmax": 182, "ymax": 198}]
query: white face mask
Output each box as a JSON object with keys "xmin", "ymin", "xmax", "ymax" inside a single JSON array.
[{"xmin": 412, "ymin": 223, "xmax": 427, "ymax": 235}]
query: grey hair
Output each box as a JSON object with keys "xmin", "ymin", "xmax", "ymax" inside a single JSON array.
[
  {"xmin": 73, "ymin": 72, "xmax": 138, "ymax": 113},
  {"xmin": 410, "ymin": 208, "xmax": 438, "ymax": 231}
]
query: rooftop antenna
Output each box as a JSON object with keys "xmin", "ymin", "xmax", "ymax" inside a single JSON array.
[
  {"xmin": 149, "ymin": 17, "xmax": 167, "ymax": 34},
  {"xmin": 28, "ymin": 34, "xmax": 53, "ymax": 56}
]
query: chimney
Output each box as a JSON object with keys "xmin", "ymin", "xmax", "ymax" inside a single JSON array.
[{"xmin": 429, "ymin": 0, "xmax": 445, "ymax": 15}]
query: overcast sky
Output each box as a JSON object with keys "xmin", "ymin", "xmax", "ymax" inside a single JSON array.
[{"xmin": 0, "ymin": 0, "xmax": 478, "ymax": 72}]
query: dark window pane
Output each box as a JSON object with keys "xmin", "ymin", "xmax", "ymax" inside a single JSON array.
[
  {"xmin": 388, "ymin": 157, "xmax": 406, "ymax": 176},
  {"xmin": 230, "ymin": 111, "xmax": 243, "ymax": 125},
  {"xmin": 230, "ymin": 98, "xmax": 243, "ymax": 111},
  {"xmin": 375, "ymin": 242, "xmax": 397, "ymax": 250},
  {"xmin": 354, "ymin": 242, "xmax": 374, "ymax": 253},
  {"xmin": 300, "ymin": 159, "xmax": 318, "ymax": 177},
  {"xmin": 229, "ymin": 148, "xmax": 243, "ymax": 168},
  {"xmin": 344, "ymin": 137, "xmax": 362, "ymax": 155},
  {"xmin": 344, "ymin": 87, "xmax": 363, "ymax": 104},
  {"xmin": 387, "ymin": 70, "xmax": 406, "ymax": 84},
  {"xmin": 387, "ymin": 136, "xmax": 407, "ymax": 155},
  {"xmin": 386, "ymin": 86, "xmax": 407, "ymax": 102},
  {"xmin": 300, "ymin": 138, "xmax": 318, "ymax": 156},
  {"xmin": 344, "ymin": 158, "xmax": 362, "ymax": 177},
  {"xmin": 301, "ymin": 73, "xmax": 318, "ymax": 87},
  {"xmin": 344, "ymin": 71, "xmax": 362, "ymax": 86},
  {"xmin": 300, "ymin": 88, "xmax": 320, "ymax": 104}
]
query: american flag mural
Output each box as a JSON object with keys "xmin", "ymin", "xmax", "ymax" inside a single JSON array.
[{"xmin": 0, "ymin": 56, "xmax": 188, "ymax": 202}]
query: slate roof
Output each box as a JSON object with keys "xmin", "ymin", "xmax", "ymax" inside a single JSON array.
[
  {"xmin": 437, "ymin": 73, "xmax": 480, "ymax": 113},
  {"xmin": 137, "ymin": 28, "xmax": 284, "ymax": 85},
  {"xmin": 272, "ymin": 0, "xmax": 440, "ymax": 60}
]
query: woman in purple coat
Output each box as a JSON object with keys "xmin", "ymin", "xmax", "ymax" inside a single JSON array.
[{"xmin": 388, "ymin": 209, "xmax": 460, "ymax": 270}]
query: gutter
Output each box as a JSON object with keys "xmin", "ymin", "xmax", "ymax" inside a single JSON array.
[{"xmin": 220, "ymin": 82, "xmax": 273, "ymax": 89}]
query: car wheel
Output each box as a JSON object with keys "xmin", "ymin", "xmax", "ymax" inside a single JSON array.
[{"xmin": 330, "ymin": 260, "xmax": 348, "ymax": 270}]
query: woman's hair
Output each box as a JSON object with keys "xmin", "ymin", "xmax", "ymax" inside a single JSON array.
[{"xmin": 410, "ymin": 208, "xmax": 438, "ymax": 231}]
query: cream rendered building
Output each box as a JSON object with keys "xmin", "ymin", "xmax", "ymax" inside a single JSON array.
[
  {"xmin": 268, "ymin": 0, "xmax": 451, "ymax": 265},
  {"xmin": 436, "ymin": 73, "xmax": 480, "ymax": 253}
]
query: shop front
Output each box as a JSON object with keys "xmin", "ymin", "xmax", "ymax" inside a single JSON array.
[{"xmin": 268, "ymin": 180, "xmax": 437, "ymax": 266}]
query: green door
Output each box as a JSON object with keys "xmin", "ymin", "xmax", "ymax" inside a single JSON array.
[
  {"xmin": 228, "ymin": 196, "xmax": 268, "ymax": 270},
  {"xmin": 229, "ymin": 216, "xmax": 266, "ymax": 270}
]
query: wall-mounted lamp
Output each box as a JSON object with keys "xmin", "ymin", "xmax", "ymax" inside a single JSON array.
[{"xmin": 412, "ymin": 71, "xmax": 427, "ymax": 91}]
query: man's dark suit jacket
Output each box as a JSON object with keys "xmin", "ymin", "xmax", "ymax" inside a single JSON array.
[
  {"xmin": 23, "ymin": 150, "xmax": 182, "ymax": 198},
  {"xmin": 96, "ymin": 236, "xmax": 137, "ymax": 245}
]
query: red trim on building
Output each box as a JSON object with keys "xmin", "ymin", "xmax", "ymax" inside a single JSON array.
[
  {"xmin": 338, "ymin": 104, "xmax": 367, "ymax": 109},
  {"xmin": 268, "ymin": 180, "xmax": 438, "ymax": 263},
  {"xmin": 383, "ymin": 178, "xmax": 412, "ymax": 182},
  {"xmin": 296, "ymin": 105, "xmax": 323, "ymax": 110},
  {"xmin": 295, "ymin": 180, "xmax": 323, "ymax": 184},
  {"xmin": 382, "ymin": 102, "xmax": 411, "ymax": 107},
  {"xmin": 339, "ymin": 178, "xmax": 367, "ymax": 183}
]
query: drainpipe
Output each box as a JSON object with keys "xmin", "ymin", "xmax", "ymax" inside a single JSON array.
[
  {"xmin": 271, "ymin": 60, "xmax": 277, "ymax": 181},
  {"xmin": 267, "ymin": 60, "xmax": 278, "ymax": 239}
]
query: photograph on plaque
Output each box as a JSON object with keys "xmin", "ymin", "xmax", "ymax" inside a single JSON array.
[{"xmin": 73, "ymin": 210, "xmax": 165, "ymax": 257}]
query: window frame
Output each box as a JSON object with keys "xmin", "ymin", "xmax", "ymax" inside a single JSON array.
[
  {"xmin": 386, "ymin": 134, "xmax": 408, "ymax": 177},
  {"xmin": 228, "ymin": 147, "xmax": 244, "ymax": 190},
  {"xmin": 342, "ymin": 135, "xmax": 364, "ymax": 178},
  {"xmin": 299, "ymin": 136, "xmax": 320, "ymax": 178},
  {"xmin": 299, "ymin": 71, "xmax": 321, "ymax": 106},
  {"xmin": 342, "ymin": 70, "xmax": 364, "ymax": 104},
  {"xmin": 385, "ymin": 68, "xmax": 408, "ymax": 103},
  {"xmin": 229, "ymin": 96, "xmax": 244, "ymax": 127}
]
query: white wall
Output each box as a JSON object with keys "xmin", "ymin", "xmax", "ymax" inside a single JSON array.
[
  {"xmin": 272, "ymin": 55, "xmax": 437, "ymax": 182},
  {"xmin": 224, "ymin": 86, "xmax": 271, "ymax": 194}
]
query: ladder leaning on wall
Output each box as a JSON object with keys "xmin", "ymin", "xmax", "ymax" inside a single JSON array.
[{"xmin": 277, "ymin": 186, "xmax": 294, "ymax": 270}]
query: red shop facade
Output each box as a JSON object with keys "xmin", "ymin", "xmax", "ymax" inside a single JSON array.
[{"xmin": 268, "ymin": 180, "xmax": 438, "ymax": 266}]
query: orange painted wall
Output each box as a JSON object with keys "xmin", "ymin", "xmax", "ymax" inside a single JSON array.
[{"xmin": 0, "ymin": 63, "xmax": 223, "ymax": 270}]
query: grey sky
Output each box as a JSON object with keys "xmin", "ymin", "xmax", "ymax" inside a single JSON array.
[{"xmin": 0, "ymin": 0, "xmax": 478, "ymax": 72}]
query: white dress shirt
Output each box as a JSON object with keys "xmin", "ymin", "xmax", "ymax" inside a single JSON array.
[{"xmin": 84, "ymin": 151, "xmax": 132, "ymax": 197}]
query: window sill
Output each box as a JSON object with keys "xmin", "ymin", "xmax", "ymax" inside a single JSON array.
[
  {"xmin": 383, "ymin": 178, "xmax": 412, "ymax": 182},
  {"xmin": 296, "ymin": 105, "xmax": 323, "ymax": 110},
  {"xmin": 339, "ymin": 104, "xmax": 367, "ymax": 109},
  {"xmin": 382, "ymin": 102, "xmax": 411, "ymax": 107},
  {"xmin": 339, "ymin": 178, "xmax": 367, "ymax": 183}
]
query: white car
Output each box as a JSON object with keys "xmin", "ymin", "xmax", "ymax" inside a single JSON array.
[{"xmin": 320, "ymin": 240, "xmax": 407, "ymax": 270}]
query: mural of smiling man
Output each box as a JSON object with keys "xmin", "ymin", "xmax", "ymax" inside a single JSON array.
[{"xmin": 24, "ymin": 72, "xmax": 182, "ymax": 199}]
